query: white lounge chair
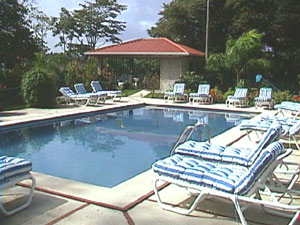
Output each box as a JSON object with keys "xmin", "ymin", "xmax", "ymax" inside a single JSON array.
[
  {"xmin": 0, "ymin": 156, "xmax": 36, "ymax": 216},
  {"xmin": 226, "ymin": 88, "xmax": 249, "ymax": 107},
  {"xmin": 254, "ymin": 87, "xmax": 274, "ymax": 109},
  {"xmin": 189, "ymin": 84, "xmax": 213, "ymax": 104},
  {"xmin": 90, "ymin": 81, "xmax": 122, "ymax": 102},
  {"xmin": 240, "ymin": 115, "xmax": 300, "ymax": 150},
  {"xmin": 275, "ymin": 101, "xmax": 300, "ymax": 118},
  {"xmin": 74, "ymin": 83, "xmax": 107, "ymax": 104},
  {"xmin": 152, "ymin": 141, "xmax": 298, "ymax": 224},
  {"xmin": 59, "ymin": 87, "xmax": 99, "ymax": 106},
  {"xmin": 164, "ymin": 83, "xmax": 187, "ymax": 103}
]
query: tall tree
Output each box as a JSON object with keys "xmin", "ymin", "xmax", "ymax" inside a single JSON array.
[
  {"xmin": 225, "ymin": 0, "xmax": 300, "ymax": 91},
  {"xmin": 0, "ymin": 0, "xmax": 40, "ymax": 69},
  {"xmin": 51, "ymin": 0, "xmax": 127, "ymax": 53},
  {"xmin": 148, "ymin": 0, "xmax": 229, "ymax": 53}
]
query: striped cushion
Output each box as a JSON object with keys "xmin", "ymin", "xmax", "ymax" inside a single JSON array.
[
  {"xmin": 91, "ymin": 81, "xmax": 103, "ymax": 92},
  {"xmin": 74, "ymin": 83, "xmax": 87, "ymax": 94},
  {"xmin": 59, "ymin": 87, "xmax": 77, "ymax": 97},
  {"xmin": 153, "ymin": 142, "xmax": 284, "ymax": 194},
  {"xmin": 174, "ymin": 124, "xmax": 281, "ymax": 166},
  {"xmin": 274, "ymin": 101, "xmax": 300, "ymax": 111},
  {"xmin": 101, "ymin": 90, "xmax": 122, "ymax": 96},
  {"xmin": 189, "ymin": 93, "xmax": 209, "ymax": 97},
  {"xmin": 240, "ymin": 117, "xmax": 298, "ymax": 136},
  {"xmin": 0, "ymin": 156, "xmax": 32, "ymax": 181}
]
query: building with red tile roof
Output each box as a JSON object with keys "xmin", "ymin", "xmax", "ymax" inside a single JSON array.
[
  {"xmin": 85, "ymin": 38, "xmax": 204, "ymax": 91},
  {"xmin": 85, "ymin": 38, "xmax": 204, "ymax": 57}
]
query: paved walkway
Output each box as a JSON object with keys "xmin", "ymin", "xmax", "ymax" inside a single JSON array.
[{"xmin": 0, "ymin": 94, "xmax": 299, "ymax": 225}]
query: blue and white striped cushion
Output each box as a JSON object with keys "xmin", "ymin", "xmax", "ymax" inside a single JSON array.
[
  {"xmin": 0, "ymin": 156, "xmax": 32, "ymax": 181},
  {"xmin": 274, "ymin": 101, "xmax": 300, "ymax": 111},
  {"xmin": 174, "ymin": 124, "xmax": 281, "ymax": 166},
  {"xmin": 91, "ymin": 81, "xmax": 103, "ymax": 92},
  {"xmin": 59, "ymin": 87, "xmax": 77, "ymax": 97},
  {"xmin": 74, "ymin": 83, "xmax": 87, "ymax": 94},
  {"xmin": 152, "ymin": 142, "xmax": 284, "ymax": 194}
]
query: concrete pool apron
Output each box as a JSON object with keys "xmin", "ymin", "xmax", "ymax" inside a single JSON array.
[{"xmin": 0, "ymin": 98, "xmax": 267, "ymax": 217}]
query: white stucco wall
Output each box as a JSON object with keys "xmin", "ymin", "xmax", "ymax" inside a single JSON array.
[{"xmin": 160, "ymin": 57, "xmax": 189, "ymax": 91}]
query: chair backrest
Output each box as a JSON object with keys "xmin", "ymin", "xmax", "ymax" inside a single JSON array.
[
  {"xmin": 91, "ymin": 81, "xmax": 103, "ymax": 92},
  {"xmin": 74, "ymin": 83, "xmax": 87, "ymax": 94},
  {"xmin": 259, "ymin": 87, "xmax": 273, "ymax": 99},
  {"xmin": 59, "ymin": 87, "xmax": 76, "ymax": 97},
  {"xmin": 197, "ymin": 84, "xmax": 210, "ymax": 95},
  {"xmin": 234, "ymin": 88, "xmax": 248, "ymax": 98},
  {"xmin": 173, "ymin": 83, "xmax": 185, "ymax": 94},
  {"xmin": 247, "ymin": 123, "xmax": 281, "ymax": 165}
]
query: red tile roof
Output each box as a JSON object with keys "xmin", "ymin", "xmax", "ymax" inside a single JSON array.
[{"xmin": 85, "ymin": 38, "xmax": 204, "ymax": 57}]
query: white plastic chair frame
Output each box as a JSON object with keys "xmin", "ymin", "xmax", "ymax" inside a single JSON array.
[
  {"xmin": 74, "ymin": 83, "xmax": 106, "ymax": 105},
  {"xmin": 189, "ymin": 84, "xmax": 213, "ymax": 104},
  {"xmin": 90, "ymin": 81, "xmax": 122, "ymax": 102},
  {"xmin": 153, "ymin": 148, "xmax": 300, "ymax": 225},
  {"xmin": 226, "ymin": 88, "xmax": 249, "ymax": 107},
  {"xmin": 254, "ymin": 88, "xmax": 275, "ymax": 110},
  {"xmin": 1, "ymin": 173, "xmax": 36, "ymax": 216}
]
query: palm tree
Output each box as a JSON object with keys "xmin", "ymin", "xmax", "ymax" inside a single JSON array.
[{"xmin": 206, "ymin": 29, "xmax": 270, "ymax": 85}]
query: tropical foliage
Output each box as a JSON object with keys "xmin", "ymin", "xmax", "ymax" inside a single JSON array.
[
  {"xmin": 149, "ymin": 0, "xmax": 300, "ymax": 92},
  {"xmin": 206, "ymin": 30, "xmax": 270, "ymax": 85}
]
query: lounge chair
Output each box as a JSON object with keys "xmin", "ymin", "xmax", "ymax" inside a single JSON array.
[
  {"xmin": 74, "ymin": 83, "xmax": 107, "ymax": 104},
  {"xmin": 172, "ymin": 123, "xmax": 281, "ymax": 166},
  {"xmin": 239, "ymin": 115, "xmax": 300, "ymax": 150},
  {"xmin": 152, "ymin": 141, "xmax": 299, "ymax": 224},
  {"xmin": 189, "ymin": 84, "xmax": 213, "ymax": 104},
  {"xmin": 164, "ymin": 83, "xmax": 188, "ymax": 103},
  {"xmin": 275, "ymin": 101, "xmax": 300, "ymax": 118},
  {"xmin": 254, "ymin": 87, "xmax": 275, "ymax": 109},
  {"xmin": 0, "ymin": 156, "xmax": 36, "ymax": 216},
  {"xmin": 59, "ymin": 87, "xmax": 99, "ymax": 106},
  {"xmin": 226, "ymin": 88, "xmax": 249, "ymax": 107},
  {"xmin": 90, "ymin": 81, "xmax": 122, "ymax": 102}
]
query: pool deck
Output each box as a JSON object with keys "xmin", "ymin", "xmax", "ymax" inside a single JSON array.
[{"xmin": 1, "ymin": 93, "xmax": 299, "ymax": 225}]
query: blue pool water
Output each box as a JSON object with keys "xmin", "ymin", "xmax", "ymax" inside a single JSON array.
[{"xmin": 0, "ymin": 106, "xmax": 251, "ymax": 187}]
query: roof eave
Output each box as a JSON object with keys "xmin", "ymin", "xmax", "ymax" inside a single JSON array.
[{"xmin": 84, "ymin": 52, "xmax": 203, "ymax": 57}]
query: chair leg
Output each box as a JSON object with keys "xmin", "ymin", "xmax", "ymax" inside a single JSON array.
[
  {"xmin": 1, "ymin": 174, "xmax": 36, "ymax": 216},
  {"xmin": 153, "ymin": 178, "xmax": 207, "ymax": 215}
]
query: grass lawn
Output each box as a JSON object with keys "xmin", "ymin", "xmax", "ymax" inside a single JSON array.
[{"xmin": 122, "ymin": 89, "xmax": 141, "ymax": 97}]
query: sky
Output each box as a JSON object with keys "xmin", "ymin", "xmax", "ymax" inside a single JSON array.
[{"xmin": 37, "ymin": 0, "xmax": 173, "ymax": 52}]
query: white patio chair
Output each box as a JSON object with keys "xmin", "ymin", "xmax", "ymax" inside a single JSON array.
[
  {"xmin": 254, "ymin": 87, "xmax": 275, "ymax": 109},
  {"xmin": 189, "ymin": 84, "xmax": 213, "ymax": 104},
  {"xmin": 152, "ymin": 141, "xmax": 299, "ymax": 224},
  {"xmin": 59, "ymin": 87, "xmax": 99, "ymax": 106},
  {"xmin": 90, "ymin": 81, "xmax": 122, "ymax": 102},
  {"xmin": 226, "ymin": 88, "xmax": 249, "ymax": 107},
  {"xmin": 74, "ymin": 83, "xmax": 107, "ymax": 104},
  {"xmin": 164, "ymin": 83, "xmax": 188, "ymax": 103},
  {"xmin": 0, "ymin": 156, "xmax": 36, "ymax": 216}
]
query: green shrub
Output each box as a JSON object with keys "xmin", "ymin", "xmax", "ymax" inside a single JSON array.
[
  {"xmin": 21, "ymin": 68, "xmax": 56, "ymax": 107},
  {"xmin": 223, "ymin": 88, "xmax": 235, "ymax": 101},
  {"xmin": 180, "ymin": 71, "xmax": 206, "ymax": 92},
  {"xmin": 273, "ymin": 90, "xmax": 292, "ymax": 104},
  {"xmin": 210, "ymin": 87, "xmax": 224, "ymax": 103}
]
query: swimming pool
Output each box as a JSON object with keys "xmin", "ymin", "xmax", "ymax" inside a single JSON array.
[{"xmin": 0, "ymin": 106, "xmax": 252, "ymax": 188}]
